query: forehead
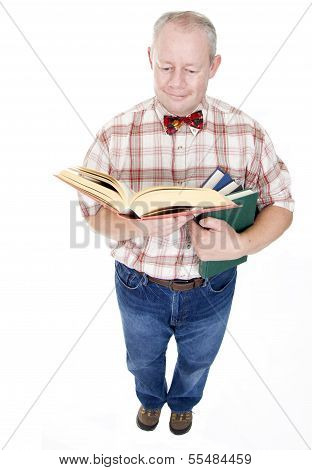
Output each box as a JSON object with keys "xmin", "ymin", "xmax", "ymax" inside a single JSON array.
[{"xmin": 154, "ymin": 22, "xmax": 210, "ymax": 65}]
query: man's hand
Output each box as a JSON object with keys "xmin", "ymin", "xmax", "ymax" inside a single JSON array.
[
  {"xmin": 187, "ymin": 217, "xmax": 246, "ymax": 261},
  {"xmin": 120, "ymin": 213, "xmax": 194, "ymax": 238}
]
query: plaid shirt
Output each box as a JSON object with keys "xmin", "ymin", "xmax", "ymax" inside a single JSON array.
[{"xmin": 78, "ymin": 95, "xmax": 294, "ymax": 280}]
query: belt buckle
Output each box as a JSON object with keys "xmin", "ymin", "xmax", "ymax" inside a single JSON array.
[{"xmin": 168, "ymin": 279, "xmax": 193, "ymax": 291}]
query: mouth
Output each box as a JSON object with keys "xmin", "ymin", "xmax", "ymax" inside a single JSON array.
[{"xmin": 167, "ymin": 92, "xmax": 187, "ymax": 100}]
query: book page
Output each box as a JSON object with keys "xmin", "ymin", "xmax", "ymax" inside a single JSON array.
[
  {"xmin": 140, "ymin": 205, "xmax": 240, "ymax": 219},
  {"xmin": 227, "ymin": 189, "xmax": 254, "ymax": 200},
  {"xmin": 74, "ymin": 185, "xmax": 119, "ymax": 213},
  {"xmin": 128, "ymin": 186, "xmax": 235, "ymax": 218},
  {"xmin": 56, "ymin": 170, "xmax": 126, "ymax": 212},
  {"xmin": 72, "ymin": 166, "xmax": 130, "ymax": 201}
]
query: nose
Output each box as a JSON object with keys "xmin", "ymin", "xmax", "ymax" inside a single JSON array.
[{"xmin": 168, "ymin": 69, "xmax": 185, "ymax": 89}]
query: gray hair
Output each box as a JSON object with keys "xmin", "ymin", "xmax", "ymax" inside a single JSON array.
[{"xmin": 152, "ymin": 11, "xmax": 217, "ymax": 61}]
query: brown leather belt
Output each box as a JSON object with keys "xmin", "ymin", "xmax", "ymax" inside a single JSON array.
[{"xmin": 146, "ymin": 275, "xmax": 204, "ymax": 291}]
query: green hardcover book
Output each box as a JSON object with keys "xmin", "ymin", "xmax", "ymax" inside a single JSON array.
[{"xmin": 197, "ymin": 189, "xmax": 259, "ymax": 278}]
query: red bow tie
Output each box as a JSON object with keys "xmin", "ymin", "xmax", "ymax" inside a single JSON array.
[{"xmin": 164, "ymin": 110, "xmax": 203, "ymax": 135}]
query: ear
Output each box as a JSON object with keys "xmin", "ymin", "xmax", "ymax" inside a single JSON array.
[
  {"xmin": 147, "ymin": 47, "xmax": 153, "ymax": 69},
  {"xmin": 208, "ymin": 54, "xmax": 221, "ymax": 79}
]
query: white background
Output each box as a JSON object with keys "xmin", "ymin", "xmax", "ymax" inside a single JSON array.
[{"xmin": 0, "ymin": 0, "xmax": 311, "ymax": 466}]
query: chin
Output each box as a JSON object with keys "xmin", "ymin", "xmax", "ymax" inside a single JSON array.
[{"xmin": 162, "ymin": 93, "xmax": 194, "ymax": 114}]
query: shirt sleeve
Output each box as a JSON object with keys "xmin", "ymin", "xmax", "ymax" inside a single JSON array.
[
  {"xmin": 77, "ymin": 127, "xmax": 111, "ymax": 218},
  {"xmin": 247, "ymin": 124, "xmax": 295, "ymax": 213}
]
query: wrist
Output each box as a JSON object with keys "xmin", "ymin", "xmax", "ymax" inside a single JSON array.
[{"xmin": 239, "ymin": 231, "xmax": 251, "ymax": 256}]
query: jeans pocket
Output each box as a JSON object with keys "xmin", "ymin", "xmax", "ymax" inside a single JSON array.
[
  {"xmin": 207, "ymin": 267, "xmax": 237, "ymax": 293},
  {"xmin": 115, "ymin": 261, "xmax": 145, "ymax": 290}
]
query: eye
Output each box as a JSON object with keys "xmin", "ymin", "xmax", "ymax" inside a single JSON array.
[
  {"xmin": 187, "ymin": 70, "xmax": 197, "ymax": 74},
  {"xmin": 161, "ymin": 67, "xmax": 171, "ymax": 71}
]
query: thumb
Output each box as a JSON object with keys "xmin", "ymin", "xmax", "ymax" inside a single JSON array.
[{"xmin": 199, "ymin": 217, "xmax": 224, "ymax": 231}]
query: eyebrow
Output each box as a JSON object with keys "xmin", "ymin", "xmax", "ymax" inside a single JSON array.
[{"xmin": 157, "ymin": 60, "xmax": 199, "ymax": 67}]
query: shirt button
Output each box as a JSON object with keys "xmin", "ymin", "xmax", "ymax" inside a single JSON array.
[
  {"xmin": 177, "ymin": 145, "xmax": 183, "ymax": 150},
  {"xmin": 186, "ymin": 242, "xmax": 191, "ymax": 249}
]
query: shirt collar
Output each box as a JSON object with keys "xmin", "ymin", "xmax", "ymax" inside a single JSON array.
[{"xmin": 154, "ymin": 95, "xmax": 208, "ymax": 136}]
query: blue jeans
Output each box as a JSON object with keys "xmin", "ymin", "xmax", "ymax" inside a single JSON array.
[{"xmin": 114, "ymin": 260, "xmax": 237, "ymax": 413}]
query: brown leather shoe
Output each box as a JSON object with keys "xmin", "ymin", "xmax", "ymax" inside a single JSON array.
[
  {"xmin": 136, "ymin": 406, "xmax": 161, "ymax": 431},
  {"xmin": 169, "ymin": 411, "xmax": 193, "ymax": 435}
]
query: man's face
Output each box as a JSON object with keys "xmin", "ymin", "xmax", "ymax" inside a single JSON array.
[{"xmin": 148, "ymin": 23, "xmax": 221, "ymax": 116}]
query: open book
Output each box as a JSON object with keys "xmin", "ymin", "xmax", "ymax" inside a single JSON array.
[{"xmin": 54, "ymin": 166, "xmax": 240, "ymax": 219}]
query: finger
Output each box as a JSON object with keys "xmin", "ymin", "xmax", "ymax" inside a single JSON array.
[
  {"xmin": 171, "ymin": 215, "xmax": 191, "ymax": 224},
  {"xmin": 176, "ymin": 216, "xmax": 193, "ymax": 226},
  {"xmin": 173, "ymin": 214, "xmax": 192, "ymax": 221},
  {"xmin": 199, "ymin": 217, "xmax": 224, "ymax": 230},
  {"xmin": 187, "ymin": 220, "xmax": 200, "ymax": 232}
]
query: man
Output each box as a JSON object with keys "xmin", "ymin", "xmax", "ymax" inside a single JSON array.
[{"xmin": 78, "ymin": 11, "xmax": 294, "ymax": 435}]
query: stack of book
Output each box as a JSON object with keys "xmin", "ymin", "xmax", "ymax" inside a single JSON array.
[{"xmin": 197, "ymin": 167, "xmax": 259, "ymax": 277}]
